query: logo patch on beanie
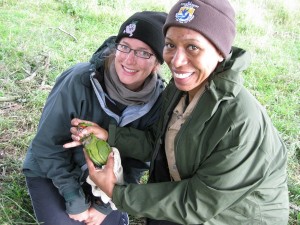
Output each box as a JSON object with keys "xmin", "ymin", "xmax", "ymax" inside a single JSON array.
[
  {"xmin": 175, "ymin": 2, "xmax": 199, "ymax": 23},
  {"xmin": 123, "ymin": 21, "xmax": 138, "ymax": 37}
]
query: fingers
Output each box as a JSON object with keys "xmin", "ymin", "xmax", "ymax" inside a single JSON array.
[
  {"xmin": 85, "ymin": 150, "xmax": 116, "ymax": 198},
  {"xmin": 70, "ymin": 118, "xmax": 96, "ymax": 127},
  {"xmin": 85, "ymin": 208, "xmax": 106, "ymax": 225},
  {"xmin": 84, "ymin": 149, "xmax": 96, "ymax": 172},
  {"xmin": 70, "ymin": 126, "xmax": 81, "ymax": 137},
  {"xmin": 84, "ymin": 215, "xmax": 93, "ymax": 224},
  {"xmin": 63, "ymin": 140, "xmax": 82, "ymax": 148},
  {"xmin": 68, "ymin": 210, "xmax": 89, "ymax": 222},
  {"xmin": 105, "ymin": 153, "xmax": 115, "ymax": 170},
  {"xmin": 70, "ymin": 118, "xmax": 107, "ymax": 140},
  {"xmin": 70, "ymin": 118, "xmax": 82, "ymax": 127},
  {"xmin": 63, "ymin": 125, "xmax": 83, "ymax": 149},
  {"xmin": 79, "ymin": 125, "xmax": 108, "ymax": 141}
]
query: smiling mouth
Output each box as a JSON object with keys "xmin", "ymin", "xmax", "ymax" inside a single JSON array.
[
  {"xmin": 123, "ymin": 66, "xmax": 138, "ymax": 73},
  {"xmin": 173, "ymin": 72, "xmax": 193, "ymax": 79}
]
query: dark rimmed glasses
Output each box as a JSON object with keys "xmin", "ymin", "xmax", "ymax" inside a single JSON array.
[{"xmin": 115, "ymin": 44, "xmax": 154, "ymax": 59}]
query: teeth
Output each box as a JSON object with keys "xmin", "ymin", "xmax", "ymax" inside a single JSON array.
[
  {"xmin": 174, "ymin": 72, "xmax": 192, "ymax": 79},
  {"xmin": 124, "ymin": 66, "xmax": 137, "ymax": 73}
]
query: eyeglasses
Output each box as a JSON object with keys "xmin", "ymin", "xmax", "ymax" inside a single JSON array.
[{"xmin": 115, "ymin": 44, "xmax": 154, "ymax": 59}]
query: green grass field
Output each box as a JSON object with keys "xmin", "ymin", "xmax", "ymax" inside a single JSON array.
[{"xmin": 0, "ymin": 0, "xmax": 299, "ymax": 224}]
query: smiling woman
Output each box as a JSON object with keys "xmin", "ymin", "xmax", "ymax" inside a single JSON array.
[
  {"xmin": 114, "ymin": 38, "xmax": 159, "ymax": 91},
  {"xmin": 21, "ymin": 10, "xmax": 167, "ymax": 225},
  {"xmin": 163, "ymin": 27, "xmax": 225, "ymax": 100}
]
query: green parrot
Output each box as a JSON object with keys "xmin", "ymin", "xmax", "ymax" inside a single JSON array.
[{"xmin": 78, "ymin": 122, "xmax": 112, "ymax": 166}]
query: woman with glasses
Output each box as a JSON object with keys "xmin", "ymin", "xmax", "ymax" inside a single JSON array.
[{"xmin": 23, "ymin": 11, "xmax": 167, "ymax": 225}]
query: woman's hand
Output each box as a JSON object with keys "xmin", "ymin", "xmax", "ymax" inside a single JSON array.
[
  {"xmin": 84, "ymin": 150, "xmax": 117, "ymax": 198},
  {"xmin": 84, "ymin": 207, "xmax": 107, "ymax": 225},
  {"xmin": 68, "ymin": 209, "xmax": 89, "ymax": 222},
  {"xmin": 63, "ymin": 118, "xmax": 109, "ymax": 149}
]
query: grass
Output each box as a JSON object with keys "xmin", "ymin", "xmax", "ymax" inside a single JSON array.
[{"xmin": 0, "ymin": 0, "xmax": 299, "ymax": 224}]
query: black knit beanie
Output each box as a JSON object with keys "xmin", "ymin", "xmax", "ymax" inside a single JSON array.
[
  {"xmin": 116, "ymin": 11, "xmax": 167, "ymax": 64},
  {"xmin": 163, "ymin": 0, "xmax": 236, "ymax": 58}
]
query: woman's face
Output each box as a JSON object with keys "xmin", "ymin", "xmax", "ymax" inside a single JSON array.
[
  {"xmin": 163, "ymin": 27, "xmax": 223, "ymax": 99},
  {"xmin": 114, "ymin": 37, "xmax": 159, "ymax": 91}
]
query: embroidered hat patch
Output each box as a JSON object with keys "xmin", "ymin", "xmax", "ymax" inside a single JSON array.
[
  {"xmin": 123, "ymin": 21, "xmax": 138, "ymax": 37},
  {"xmin": 175, "ymin": 2, "xmax": 199, "ymax": 23}
]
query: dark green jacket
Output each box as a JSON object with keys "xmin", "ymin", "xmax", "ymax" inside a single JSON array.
[
  {"xmin": 108, "ymin": 47, "xmax": 289, "ymax": 225},
  {"xmin": 23, "ymin": 36, "xmax": 164, "ymax": 214}
]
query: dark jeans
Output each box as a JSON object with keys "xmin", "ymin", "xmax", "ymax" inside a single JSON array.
[{"xmin": 25, "ymin": 176, "xmax": 128, "ymax": 225}]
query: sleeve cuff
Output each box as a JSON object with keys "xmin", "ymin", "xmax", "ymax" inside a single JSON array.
[
  {"xmin": 112, "ymin": 185, "xmax": 125, "ymax": 209},
  {"xmin": 64, "ymin": 189, "xmax": 91, "ymax": 214},
  {"xmin": 92, "ymin": 198, "xmax": 113, "ymax": 215}
]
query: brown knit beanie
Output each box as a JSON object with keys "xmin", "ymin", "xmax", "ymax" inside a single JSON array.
[
  {"xmin": 116, "ymin": 11, "xmax": 167, "ymax": 64},
  {"xmin": 163, "ymin": 0, "xmax": 236, "ymax": 58}
]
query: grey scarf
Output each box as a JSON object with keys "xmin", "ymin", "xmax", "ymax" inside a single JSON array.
[{"xmin": 104, "ymin": 61, "xmax": 157, "ymax": 106}]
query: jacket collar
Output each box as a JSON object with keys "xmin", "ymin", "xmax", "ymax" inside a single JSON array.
[{"xmin": 208, "ymin": 46, "xmax": 251, "ymax": 101}]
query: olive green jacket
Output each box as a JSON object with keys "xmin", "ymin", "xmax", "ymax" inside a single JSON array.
[{"xmin": 108, "ymin": 47, "xmax": 289, "ymax": 225}]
